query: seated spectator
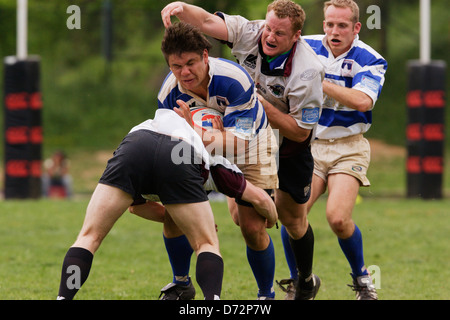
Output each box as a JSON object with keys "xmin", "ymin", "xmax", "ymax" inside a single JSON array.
[{"xmin": 42, "ymin": 150, "xmax": 72, "ymax": 198}]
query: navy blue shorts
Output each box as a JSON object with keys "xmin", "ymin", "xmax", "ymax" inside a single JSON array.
[
  {"xmin": 277, "ymin": 138, "xmax": 314, "ymax": 204},
  {"xmin": 99, "ymin": 130, "xmax": 208, "ymax": 205}
]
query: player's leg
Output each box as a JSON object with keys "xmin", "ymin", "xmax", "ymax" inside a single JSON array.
[
  {"xmin": 162, "ymin": 209, "xmax": 195, "ymax": 293},
  {"xmin": 326, "ymin": 173, "xmax": 359, "ymax": 238},
  {"xmin": 57, "ymin": 183, "xmax": 133, "ymax": 300},
  {"xmin": 327, "ymin": 173, "xmax": 377, "ymax": 299},
  {"xmin": 275, "ymin": 189, "xmax": 319, "ymax": 300},
  {"xmin": 238, "ymin": 204, "xmax": 275, "ymax": 299},
  {"xmin": 278, "ymin": 173, "xmax": 327, "ymax": 299},
  {"xmin": 165, "ymin": 201, "xmax": 223, "ymax": 300}
]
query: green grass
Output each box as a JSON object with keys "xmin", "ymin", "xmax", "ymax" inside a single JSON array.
[{"xmin": 0, "ymin": 197, "xmax": 449, "ymax": 300}]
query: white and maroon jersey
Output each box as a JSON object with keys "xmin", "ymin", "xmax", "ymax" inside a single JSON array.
[
  {"xmin": 131, "ymin": 109, "xmax": 246, "ymax": 200},
  {"xmin": 217, "ymin": 13, "xmax": 325, "ymax": 138}
]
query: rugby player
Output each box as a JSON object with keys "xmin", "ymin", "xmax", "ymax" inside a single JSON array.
[
  {"xmin": 299, "ymin": 0, "xmax": 387, "ymax": 300},
  {"xmin": 161, "ymin": 0, "xmax": 324, "ymax": 300},
  {"xmin": 157, "ymin": 22, "xmax": 280, "ymax": 300},
  {"xmin": 57, "ymin": 108, "xmax": 225, "ymax": 300}
]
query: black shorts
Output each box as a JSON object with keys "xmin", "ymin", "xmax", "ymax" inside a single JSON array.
[
  {"xmin": 99, "ymin": 130, "xmax": 208, "ymax": 205},
  {"xmin": 277, "ymin": 138, "xmax": 314, "ymax": 204}
]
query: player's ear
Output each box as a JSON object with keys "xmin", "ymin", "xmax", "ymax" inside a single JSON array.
[
  {"xmin": 294, "ymin": 29, "xmax": 301, "ymax": 42},
  {"xmin": 202, "ymin": 49, "xmax": 209, "ymax": 64},
  {"xmin": 353, "ymin": 21, "xmax": 362, "ymax": 34}
]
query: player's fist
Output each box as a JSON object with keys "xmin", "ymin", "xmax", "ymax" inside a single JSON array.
[{"xmin": 161, "ymin": 2, "xmax": 185, "ymax": 28}]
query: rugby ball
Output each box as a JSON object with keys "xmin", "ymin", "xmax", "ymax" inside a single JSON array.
[{"xmin": 190, "ymin": 107, "xmax": 223, "ymax": 131}]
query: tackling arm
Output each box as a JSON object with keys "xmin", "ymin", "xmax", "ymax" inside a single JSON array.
[
  {"xmin": 258, "ymin": 94, "xmax": 311, "ymax": 143},
  {"xmin": 161, "ymin": 2, "xmax": 228, "ymax": 41},
  {"xmin": 323, "ymin": 80, "xmax": 373, "ymax": 112}
]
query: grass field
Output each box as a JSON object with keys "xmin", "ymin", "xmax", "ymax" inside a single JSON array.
[{"xmin": 0, "ymin": 196, "xmax": 448, "ymax": 300}]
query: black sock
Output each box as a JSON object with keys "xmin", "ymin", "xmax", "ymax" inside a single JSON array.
[
  {"xmin": 57, "ymin": 247, "xmax": 94, "ymax": 300},
  {"xmin": 195, "ymin": 252, "xmax": 224, "ymax": 300},
  {"xmin": 289, "ymin": 224, "xmax": 314, "ymax": 288}
]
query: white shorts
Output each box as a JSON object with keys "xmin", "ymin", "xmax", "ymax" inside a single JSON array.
[{"xmin": 312, "ymin": 134, "xmax": 371, "ymax": 186}]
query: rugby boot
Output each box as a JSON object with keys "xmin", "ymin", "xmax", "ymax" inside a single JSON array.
[
  {"xmin": 348, "ymin": 274, "xmax": 378, "ymax": 300},
  {"xmin": 159, "ymin": 278, "xmax": 196, "ymax": 300}
]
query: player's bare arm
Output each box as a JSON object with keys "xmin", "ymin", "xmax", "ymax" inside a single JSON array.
[
  {"xmin": 322, "ymin": 80, "xmax": 373, "ymax": 112},
  {"xmin": 258, "ymin": 94, "xmax": 311, "ymax": 143},
  {"xmin": 161, "ymin": 2, "xmax": 228, "ymax": 41},
  {"xmin": 129, "ymin": 201, "xmax": 165, "ymax": 223}
]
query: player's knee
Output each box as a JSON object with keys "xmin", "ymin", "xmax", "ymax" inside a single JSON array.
[
  {"xmin": 74, "ymin": 230, "xmax": 104, "ymax": 253},
  {"xmin": 239, "ymin": 219, "xmax": 266, "ymax": 243},
  {"xmin": 327, "ymin": 214, "xmax": 351, "ymax": 235}
]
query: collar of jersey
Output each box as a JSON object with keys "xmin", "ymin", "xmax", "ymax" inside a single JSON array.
[
  {"xmin": 322, "ymin": 34, "xmax": 359, "ymax": 59},
  {"xmin": 258, "ymin": 39, "xmax": 297, "ymax": 77}
]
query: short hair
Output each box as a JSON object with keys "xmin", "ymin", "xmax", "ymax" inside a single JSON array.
[
  {"xmin": 267, "ymin": 0, "xmax": 306, "ymax": 33},
  {"xmin": 161, "ymin": 21, "xmax": 212, "ymax": 63},
  {"xmin": 324, "ymin": 0, "xmax": 360, "ymax": 24}
]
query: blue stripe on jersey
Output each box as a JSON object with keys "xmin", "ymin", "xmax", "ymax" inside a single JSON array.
[
  {"xmin": 325, "ymin": 73, "xmax": 353, "ymax": 88},
  {"xmin": 256, "ymin": 101, "xmax": 266, "ymax": 132},
  {"xmin": 347, "ymin": 46, "xmax": 387, "ymax": 73},
  {"xmin": 304, "ymin": 38, "xmax": 329, "ymax": 58},
  {"xmin": 218, "ymin": 58, "xmax": 254, "ymax": 84},
  {"xmin": 208, "ymin": 75, "xmax": 254, "ymax": 108},
  {"xmin": 223, "ymin": 107, "xmax": 256, "ymax": 128},
  {"xmin": 319, "ymin": 108, "xmax": 372, "ymax": 128}
]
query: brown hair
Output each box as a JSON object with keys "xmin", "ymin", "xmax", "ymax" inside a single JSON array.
[
  {"xmin": 161, "ymin": 21, "xmax": 212, "ymax": 63},
  {"xmin": 324, "ymin": 0, "xmax": 360, "ymax": 24},
  {"xmin": 267, "ymin": 0, "xmax": 306, "ymax": 32}
]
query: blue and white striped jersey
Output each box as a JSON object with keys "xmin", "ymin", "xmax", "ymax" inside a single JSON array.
[
  {"xmin": 158, "ymin": 57, "xmax": 268, "ymax": 142},
  {"xmin": 303, "ymin": 34, "xmax": 387, "ymax": 139}
]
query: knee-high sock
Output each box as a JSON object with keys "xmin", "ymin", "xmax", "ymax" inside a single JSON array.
[
  {"xmin": 281, "ymin": 225, "xmax": 298, "ymax": 280},
  {"xmin": 246, "ymin": 237, "xmax": 275, "ymax": 298},
  {"xmin": 196, "ymin": 252, "xmax": 223, "ymax": 300},
  {"xmin": 57, "ymin": 247, "xmax": 93, "ymax": 300},
  {"xmin": 289, "ymin": 224, "xmax": 315, "ymax": 287},
  {"xmin": 163, "ymin": 234, "xmax": 193, "ymax": 285},
  {"xmin": 338, "ymin": 224, "xmax": 368, "ymax": 277}
]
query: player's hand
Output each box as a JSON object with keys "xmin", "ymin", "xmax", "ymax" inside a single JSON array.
[
  {"xmin": 174, "ymin": 99, "xmax": 194, "ymax": 128},
  {"xmin": 257, "ymin": 93, "xmax": 267, "ymax": 107},
  {"xmin": 211, "ymin": 115, "xmax": 224, "ymax": 132},
  {"xmin": 161, "ymin": 2, "xmax": 185, "ymax": 28}
]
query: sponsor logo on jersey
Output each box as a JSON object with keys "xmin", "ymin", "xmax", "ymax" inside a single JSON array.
[
  {"xmin": 361, "ymin": 76, "xmax": 380, "ymax": 93},
  {"xmin": 301, "ymin": 108, "xmax": 320, "ymax": 124},
  {"xmin": 299, "ymin": 68, "xmax": 319, "ymax": 81},
  {"xmin": 235, "ymin": 117, "xmax": 253, "ymax": 135},
  {"xmin": 268, "ymin": 84, "xmax": 285, "ymax": 97},
  {"xmin": 243, "ymin": 54, "xmax": 258, "ymax": 69}
]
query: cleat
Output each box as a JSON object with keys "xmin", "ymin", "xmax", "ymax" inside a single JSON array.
[
  {"xmin": 348, "ymin": 274, "xmax": 378, "ymax": 300},
  {"xmin": 159, "ymin": 279, "xmax": 196, "ymax": 300},
  {"xmin": 295, "ymin": 274, "xmax": 321, "ymax": 300},
  {"xmin": 276, "ymin": 278, "xmax": 297, "ymax": 300}
]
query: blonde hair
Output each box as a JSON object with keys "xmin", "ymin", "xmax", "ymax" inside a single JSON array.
[
  {"xmin": 267, "ymin": 0, "xmax": 306, "ymax": 32},
  {"xmin": 324, "ymin": 0, "xmax": 360, "ymax": 24}
]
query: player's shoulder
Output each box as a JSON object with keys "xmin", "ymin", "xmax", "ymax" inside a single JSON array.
[
  {"xmin": 210, "ymin": 57, "xmax": 253, "ymax": 87},
  {"xmin": 357, "ymin": 40, "xmax": 385, "ymax": 58},
  {"xmin": 352, "ymin": 38, "xmax": 387, "ymax": 67},
  {"xmin": 294, "ymin": 38, "xmax": 325, "ymax": 73},
  {"xmin": 219, "ymin": 12, "xmax": 265, "ymax": 32},
  {"xmin": 158, "ymin": 72, "xmax": 178, "ymax": 98}
]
